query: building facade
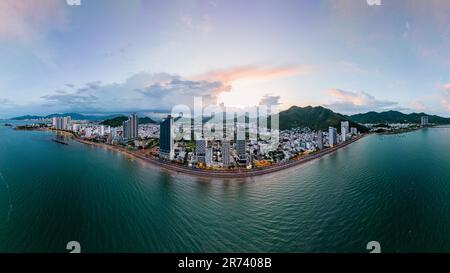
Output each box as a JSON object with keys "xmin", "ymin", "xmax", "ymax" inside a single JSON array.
[
  {"xmin": 122, "ymin": 113, "xmax": 139, "ymax": 140},
  {"xmin": 222, "ymin": 141, "xmax": 231, "ymax": 167},
  {"xmin": 421, "ymin": 116, "xmax": 429, "ymax": 127},
  {"xmin": 52, "ymin": 116, "xmax": 71, "ymax": 130},
  {"xmin": 159, "ymin": 115, "xmax": 174, "ymax": 160},
  {"xmin": 328, "ymin": 126, "xmax": 337, "ymax": 147},
  {"xmin": 236, "ymin": 139, "xmax": 247, "ymax": 166},
  {"xmin": 195, "ymin": 139, "xmax": 207, "ymax": 164},
  {"xmin": 317, "ymin": 130, "xmax": 324, "ymax": 150},
  {"xmin": 341, "ymin": 121, "xmax": 350, "ymax": 142}
]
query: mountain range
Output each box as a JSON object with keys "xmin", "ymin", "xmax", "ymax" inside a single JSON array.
[
  {"xmin": 277, "ymin": 106, "xmax": 370, "ymax": 132},
  {"xmin": 11, "ymin": 107, "xmax": 450, "ymax": 130},
  {"xmin": 11, "ymin": 113, "xmax": 121, "ymax": 121},
  {"xmin": 349, "ymin": 110, "xmax": 450, "ymax": 125}
]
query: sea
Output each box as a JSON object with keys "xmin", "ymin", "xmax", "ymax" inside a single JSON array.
[{"xmin": 1, "ymin": 120, "xmax": 450, "ymax": 252}]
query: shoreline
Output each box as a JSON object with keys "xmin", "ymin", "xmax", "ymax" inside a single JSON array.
[
  {"xmin": 72, "ymin": 134, "xmax": 367, "ymax": 178},
  {"xmin": 11, "ymin": 125, "xmax": 367, "ymax": 178}
]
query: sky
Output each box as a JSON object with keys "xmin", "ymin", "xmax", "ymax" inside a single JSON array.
[{"xmin": 1, "ymin": 0, "xmax": 450, "ymax": 118}]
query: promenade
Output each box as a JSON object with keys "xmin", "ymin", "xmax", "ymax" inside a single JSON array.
[{"xmin": 74, "ymin": 134, "xmax": 366, "ymax": 178}]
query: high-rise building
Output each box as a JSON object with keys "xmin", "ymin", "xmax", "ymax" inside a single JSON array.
[
  {"xmin": 222, "ymin": 141, "xmax": 231, "ymax": 167},
  {"xmin": 421, "ymin": 116, "xmax": 429, "ymax": 127},
  {"xmin": 53, "ymin": 116, "xmax": 71, "ymax": 130},
  {"xmin": 111, "ymin": 127, "xmax": 118, "ymax": 139},
  {"xmin": 122, "ymin": 113, "xmax": 139, "ymax": 140},
  {"xmin": 328, "ymin": 127, "xmax": 337, "ymax": 147},
  {"xmin": 341, "ymin": 121, "xmax": 350, "ymax": 142},
  {"xmin": 205, "ymin": 147, "xmax": 213, "ymax": 166},
  {"xmin": 351, "ymin": 127, "xmax": 358, "ymax": 135},
  {"xmin": 122, "ymin": 120, "xmax": 129, "ymax": 139},
  {"xmin": 130, "ymin": 113, "xmax": 138, "ymax": 139},
  {"xmin": 236, "ymin": 139, "xmax": 247, "ymax": 166},
  {"xmin": 317, "ymin": 130, "xmax": 324, "ymax": 150},
  {"xmin": 196, "ymin": 139, "xmax": 207, "ymax": 163},
  {"xmin": 159, "ymin": 115, "xmax": 174, "ymax": 160}
]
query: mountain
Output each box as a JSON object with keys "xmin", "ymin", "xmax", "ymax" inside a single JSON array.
[
  {"xmin": 350, "ymin": 110, "xmax": 450, "ymax": 124},
  {"xmin": 100, "ymin": 116, "xmax": 157, "ymax": 127},
  {"xmin": 11, "ymin": 115, "xmax": 43, "ymax": 120},
  {"xmin": 139, "ymin": 116, "xmax": 158, "ymax": 124},
  {"xmin": 11, "ymin": 113, "xmax": 120, "ymax": 121},
  {"xmin": 277, "ymin": 106, "xmax": 369, "ymax": 132}
]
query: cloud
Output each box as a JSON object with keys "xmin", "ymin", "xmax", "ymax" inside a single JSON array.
[
  {"xmin": 0, "ymin": 0, "xmax": 68, "ymax": 68},
  {"xmin": 410, "ymin": 100, "xmax": 426, "ymax": 111},
  {"xmin": 137, "ymin": 77, "xmax": 230, "ymax": 107},
  {"xmin": 0, "ymin": 0, "xmax": 67, "ymax": 42},
  {"xmin": 40, "ymin": 72, "xmax": 231, "ymax": 113},
  {"xmin": 85, "ymin": 81, "xmax": 103, "ymax": 90},
  {"xmin": 443, "ymin": 83, "xmax": 450, "ymax": 92},
  {"xmin": 41, "ymin": 93, "xmax": 99, "ymax": 111},
  {"xmin": 38, "ymin": 65, "xmax": 309, "ymax": 114},
  {"xmin": 259, "ymin": 94, "xmax": 281, "ymax": 106},
  {"xmin": 440, "ymin": 83, "xmax": 450, "ymax": 110},
  {"xmin": 442, "ymin": 98, "xmax": 450, "ymax": 110},
  {"xmin": 325, "ymin": 88, "xmax": 399, "ymax": 114},
  {"xmin": 105, "ymin": 43, "xmax": 133, "ymax": 58},
  {"xmin": 193, "ymin": 65, "xmax": 311, "ymax": 84},
  {"xmin": 0, "ymin": 98, "xmax": 15, "ymax": 108}
]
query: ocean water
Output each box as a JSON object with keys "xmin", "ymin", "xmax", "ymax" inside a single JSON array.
[{"xmin": 0, "ymin": 121, "xmax": 450, "ymax": 253}]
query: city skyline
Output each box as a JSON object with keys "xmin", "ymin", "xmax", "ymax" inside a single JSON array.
[{"xmin": 2, "ymin": 0, "xmax": 450, "ymax": 118}]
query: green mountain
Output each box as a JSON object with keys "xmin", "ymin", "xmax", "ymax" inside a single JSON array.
[
  {"xmin": 100, "ymin": 116, "xmax": 157, "ymax": 127},
  {"xmin": 350, "ymin": 110, "xmax": 450, "ymax": 124},
  {"xmin": 277, "ymin": 106, "xmax": 369, "ymax": 132},
  {"xmin": 139, "ymin": 116, "xmax": 158, "ymax": 124}
]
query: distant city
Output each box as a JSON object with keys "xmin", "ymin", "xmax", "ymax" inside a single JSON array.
[{"xmin": 12, "ymin": 109, "xmax": 432, "ymax": 174}]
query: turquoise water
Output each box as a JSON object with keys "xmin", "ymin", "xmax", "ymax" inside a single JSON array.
[{"xmin": 1, "ymin": 121, "xmax": 450, "ymax": 252}]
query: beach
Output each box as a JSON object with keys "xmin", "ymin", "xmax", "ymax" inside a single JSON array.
[{"xmin": 72, "ymin": 134, "xmax": 366, "ymax": 178}]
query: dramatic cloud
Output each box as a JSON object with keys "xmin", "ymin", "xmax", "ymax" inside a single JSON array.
[
  {"xmin": 40, "ymin": 72, "xmax": 231, "ymax": 113},
  {"xmin": 137, "ymin": 77, "xmax": 230, "ymax": 107},
  {"xmin": 193, "ymin": 65, "xmax": 311, "ymax": 84},
  {"xmin": 38, "ymin": 64, "xmax": 306, "ymax": 113},
  {"xmin": 325, "ymin": 88, "xmax": 399, "ymax": 114}
]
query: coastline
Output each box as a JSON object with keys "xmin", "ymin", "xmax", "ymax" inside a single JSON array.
[
  {"xmin": 11, "ymin": 124, "xmax": 367, "ymax": 178},
  {"xmin": 72, "ymin": 134, "xmax": 367, "ymax": 178}
]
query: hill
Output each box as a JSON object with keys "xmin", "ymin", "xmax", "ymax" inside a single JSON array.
[
  {"xmin": 276, "ymin": 106, "xmax": 369, "ymax": 132},
  {"xmin": 350, "ymin": 110, "xmax": 450, "ymax": 124},
  {"xmin": 100, "ymin": 116, "xmax": 157, "ymax": 127}
]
